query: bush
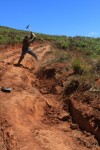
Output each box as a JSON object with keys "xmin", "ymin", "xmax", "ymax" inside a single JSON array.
[
  {"xmin": 96, "ymin": 59, "xmax": 100, "ymax": 72},
  {"xmin": 72, "ymin": 59, "xmax": 84, "ymax": 75}
]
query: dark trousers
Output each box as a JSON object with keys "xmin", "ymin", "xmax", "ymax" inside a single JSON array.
[{"xmin": 18, "ymin": 48, "xmax": 37, "ymax": 64}]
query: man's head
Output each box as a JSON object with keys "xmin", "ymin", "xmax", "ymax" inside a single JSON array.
[{"xmin": 25, "ymin": 36, "xmax": 28, "ymax": 39}]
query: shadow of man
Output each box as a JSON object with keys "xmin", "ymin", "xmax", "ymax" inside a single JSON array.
[{"xmin": 14, "ymin": 63, "xmax": 34, "ymax": 71}]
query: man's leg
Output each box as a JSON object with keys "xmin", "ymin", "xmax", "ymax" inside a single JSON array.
[
  {"xmin": 17, "ymin": 51, "xmax": 27, "ymax": 64},
  {"xmin": 27, "ymin": 48, "xmax": 38, "ymax": 60}
]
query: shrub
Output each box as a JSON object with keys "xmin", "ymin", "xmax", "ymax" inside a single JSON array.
[
  {"xmin": 96, "ymin": 59, "xmax": 100, "ymax": 72},
  {"xmin": 72, "ymin": 59, "xmax": 84, "ymax": 75}
]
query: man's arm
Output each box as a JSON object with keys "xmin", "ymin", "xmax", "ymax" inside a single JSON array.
[
  {"xmin": 29, "ymin": 32, "xmax": 36, "ymax": 39},
  {"xmin": 29, "ymin": 32, "xmax": 36, "ymax": 43}
]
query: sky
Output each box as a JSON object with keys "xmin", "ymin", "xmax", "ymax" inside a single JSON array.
[{"xmin": 0, "ymin": 0, "xmax": 100, "ymax": 37}]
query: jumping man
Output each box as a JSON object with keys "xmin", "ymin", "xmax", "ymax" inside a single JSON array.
[{"xmin": 17, "ymin": 32, "xmax": 37, "ymax": 65}]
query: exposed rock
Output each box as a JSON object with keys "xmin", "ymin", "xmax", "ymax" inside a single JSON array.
[
  {"xmin": 70, "ymin": 123, "xmax": 79, "ymax": 130},
  {"xmin": 58, "ymin": 110, "xmax": 70, "ymax": 121}
]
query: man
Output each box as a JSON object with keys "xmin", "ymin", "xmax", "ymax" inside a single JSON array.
[{"xmin": 17, "ymin": 32, "xmax": 37, "ymax": 65}]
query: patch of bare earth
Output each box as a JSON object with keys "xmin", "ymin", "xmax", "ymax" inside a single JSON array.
[{"xmin": 0, "ymin": 43, "xmax": 100, "ymax": 150}]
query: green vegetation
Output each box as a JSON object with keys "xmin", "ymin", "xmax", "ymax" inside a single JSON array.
[
  {"xmin": 72, "ymin": 59, "xmax": 84, "ymax": 75},
  {"xmin": 0, "ymin": 26, "xmax": 100, "ymax": 59},
  {"xmin": 0, "ymin": 26, "xmax": 27, "ymax": 45}
]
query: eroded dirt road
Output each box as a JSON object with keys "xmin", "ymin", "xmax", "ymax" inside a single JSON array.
[{"xmin": 0, "ymin": 44, "xmax": 99, "ymax": 150}]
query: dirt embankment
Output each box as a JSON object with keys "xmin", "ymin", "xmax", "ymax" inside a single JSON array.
[
  {"xmin": 0, "ymin": 43, "xmax": 100, "ymax": 150},
  {"xmin": 35, "ymin": 63, "xmax": 100, "ymax": 144}
]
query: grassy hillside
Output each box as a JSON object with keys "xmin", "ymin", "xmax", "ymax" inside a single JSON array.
[
  {"xmin": 0, "ymin": 26, "xmax": 26, "ymax": 45},
  {"xmin": 0, "ymin": 26, "xmax": 56, "ymax": 45},
  {"xmin": 0, "ymin": 26, "xmax": 100, "ymax": 59}
]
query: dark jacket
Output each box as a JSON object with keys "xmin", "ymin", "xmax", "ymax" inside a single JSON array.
[{"xmin": 22, "ymin": 34, "xmax": 35, "ymax": 51}]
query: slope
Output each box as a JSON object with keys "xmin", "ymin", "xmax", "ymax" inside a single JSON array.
[{"xmin": 0, "ymin": 43, "xmax": 99, "ymax": 150}]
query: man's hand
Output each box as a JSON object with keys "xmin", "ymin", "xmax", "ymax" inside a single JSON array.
[
  {"xmin": 33, "ymin": 33, "xmax": 36, "ymax": 37},
  {"xmin": 31, "ymin": 32, "xmax": 36, "ymax": 37}
]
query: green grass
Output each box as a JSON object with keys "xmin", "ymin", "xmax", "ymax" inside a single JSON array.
[
  {"xmin": 72, "ymin": 59, "xmax": 84, "ymax": 75},
  {"xmin": 0, "ymin": 26, "xmax": 100, "ymax": 59}
]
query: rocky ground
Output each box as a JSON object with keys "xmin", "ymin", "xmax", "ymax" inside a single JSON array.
[{"xmin": 0, "ymin": 43, "xmax": 100, "ymax": 150}]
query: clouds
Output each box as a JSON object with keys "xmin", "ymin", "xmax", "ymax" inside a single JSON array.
[{"xmin": 88, "ymin": 32, "xmax": 99, "ymax": 37}]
